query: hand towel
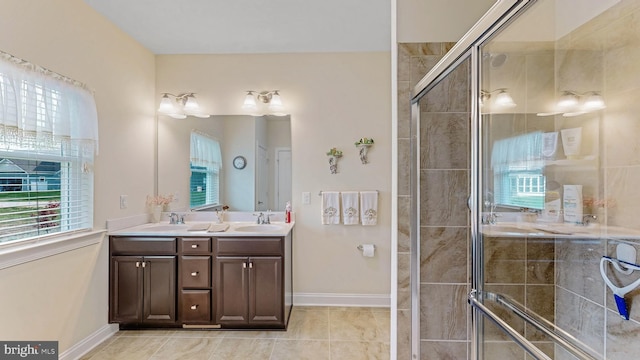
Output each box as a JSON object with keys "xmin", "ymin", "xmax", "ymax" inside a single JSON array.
[
  {"xmin": 360, "ymin": 191, "xmax": 378, "ymax": 226},
  {"xmin": 341, "ymin": 191, "xmax": 359, "ymax": 225},
  {"xmin": 207, "ymin": 223, "xmax": 230, "ymax": 232},
  {"xmin": 321, "ymin": 191, "xmax": 340, "ymax": 225}
]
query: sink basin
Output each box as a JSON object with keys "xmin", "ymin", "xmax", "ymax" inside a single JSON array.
[
  {"xmin": 141, "ymin": 224, "xmax": 189, "ymax": 232},
  {"xmin": 234, "ymin": 224, "xmax": 284, "ymax": 232}
]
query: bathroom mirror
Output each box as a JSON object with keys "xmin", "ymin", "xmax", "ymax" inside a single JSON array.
[{"xmin": 157, "ymin": 115, "xmax": 292, "ymax": 212}]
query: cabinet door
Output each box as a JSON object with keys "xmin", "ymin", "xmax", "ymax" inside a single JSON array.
[
  {"xmin": 110, "ymin": 256, "xmax": 143, "ymax": 323},
  {"xmin": 249, "ymin": 256, "xmax": 283, "ymax": 325},
  {"xmin": 143, "ymin": 256, "xmax": 176, "ymax": 323},
  {"xmin": 215, "ymin": 257, "xmax": 249, "ymax": 325}
]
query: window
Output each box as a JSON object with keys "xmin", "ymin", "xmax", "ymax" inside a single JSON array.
[
  {"xmin": 190, "ymin": 132, "xmax": 221, "ymax": 208},
  {"xmin": 491, "ymin": 131, "xmax": 545, "ymax": 210},
  {"xmin": 0, "ymin": 52, "xmax": 98, "ymax": 245}
]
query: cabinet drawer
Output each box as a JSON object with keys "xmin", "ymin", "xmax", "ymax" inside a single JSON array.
[
  {"xmin": 111, "ymin": 237, "xmax": 176, "ymax": 255},
  {"xmin": 181, "ymin": 237, "xmax": 211, "ymax": 254},
  {"xmin": 217, "ymin": 237, "xmax": 283, "ymax": 256},
  {"xmin": 181, "ymin": 290, "xmax": 211, "ymax": 323},
  {"xmin": 181, "ymin": 256, "xmax": 211, "ymax": 288}
]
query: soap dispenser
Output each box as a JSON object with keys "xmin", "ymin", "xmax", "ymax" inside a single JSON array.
[{"xmin": 285, "ymin": 201, "xmax": 292, "ymax": 223}]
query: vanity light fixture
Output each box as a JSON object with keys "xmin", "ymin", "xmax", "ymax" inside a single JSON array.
[
  {"xmin": 582, "ymin": 91, "xmax": 606, "ymax": 111},
  {"xmin": 556, "ymin": 91, "xmax": 580, "ymax": 109},
  {"xmin": 242, "ymin": 90, "xmax": 285, "ymax": 115},
  {"xmin": 158, "ymin": 93, "xmax": 210, "ymax": 119},
  {"xmin": 480, "ymin": 88, "xmax": 516, "ymax": 108},
  {"xmin": 537, "ymin": 90, "xmax": 606, "ymax": 117}
]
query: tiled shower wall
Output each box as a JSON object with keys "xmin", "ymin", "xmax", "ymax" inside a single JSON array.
[{"xmin": 396, "ymin": 42, "xmax": 471, "ymax": 360}]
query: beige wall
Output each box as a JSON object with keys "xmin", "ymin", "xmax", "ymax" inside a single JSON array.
[
  {"xmin": 156, "ymin": 53, "xmax": 392, "ymax": 296},
  {"xmin": 0, "ymin": 0, "xmax": 155, "ymax": 353}
]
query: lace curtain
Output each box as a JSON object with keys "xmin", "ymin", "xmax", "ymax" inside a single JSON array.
[
  {"xmin": 0, "ymin": 51, "xmax": 99, "ymax": 156},
  {"xmin": 190, "ymin": 131, "xmax": 222, "ymax": 171}
]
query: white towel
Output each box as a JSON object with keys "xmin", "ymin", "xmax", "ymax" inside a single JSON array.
[
  {"xmin": 321, "ymin": 191, "xmax": 341, "ymax": 225},
  {"xmin": 341, "ymin": 191, "xmax": 359, "ymax": 225},
  {"xmin": 360, "ymin": 191, "xmax": 378, "ymax": 226}
]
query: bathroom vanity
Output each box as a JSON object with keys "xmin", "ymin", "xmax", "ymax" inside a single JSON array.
[{"xmin": 108, "ymin": 222, "xmax": 293, "ymax": 330}]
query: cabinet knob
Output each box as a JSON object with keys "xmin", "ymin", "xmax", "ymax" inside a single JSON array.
[
  {"xmin": 249, "ymin": 262, "xmax": 253, "ymax": 269},
  {"xmin": 191, "ymin": 244, "xmax": 199, "ymax": 249},
  {"xmin": 190, "ymin": 305, "xmax": 198, "ymax": 310},
  {"xmin": 135, "ymin": 261, "xmax": 141, "ymax": 268},
  {"xmin": 191, "ymin": 271, "xmax": 199, "ymax": 277}
]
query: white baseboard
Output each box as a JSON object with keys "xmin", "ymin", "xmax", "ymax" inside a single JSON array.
[
  {"xmin": 60, "ymin": 323, "xmax": 118, "ymax": 360},
  {"xmin": 293, "ymin": 292, "xmax": 390, "ymax": 307}
]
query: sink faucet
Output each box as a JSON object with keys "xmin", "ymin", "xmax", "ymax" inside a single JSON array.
[
  {"xmin": 256, "ymin": 212, "xmax": 265, "ymax": 224},
  {"xmin": 169, "ymin": 212, "xmax": 185, "ymax": 224},
  {"xmin": 581, "ymin": 214, "xmax": 597, "ymax": 226},
  {"xmin": 482, "ymin": 201, "xmax": 498, "ymax": 225}
]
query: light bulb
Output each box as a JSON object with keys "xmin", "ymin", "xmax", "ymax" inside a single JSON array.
[
  {"xmin": 583, "ymin": 92, "xmax": 606, "ymax": 111},
  {"xmin": 158, "ymin": 94, "xmax": 176, "ymax": 114},
  {"xmin": 183, "ymin": 95, "xmax": 199, "ymax": 112},
  {"xmin": 268, "ymin": 91, "xmax": 284, "ymax": 113},
  {"xmin": 557, "ymin": 91, "xmax": 579, "ymax": 109},
  {"xmin": 494, "ymin": 90, "xmax": 516, "ymax": 107},
  {"xmin": 242, "ymin": 91, "xmax": 257, "ymax": 111}
]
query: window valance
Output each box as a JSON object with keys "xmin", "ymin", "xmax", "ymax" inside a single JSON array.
[
  {"xmin": 190, "ymin": 131, "xmax": 222, "ymax": 171},
  {"xmin": 0, "ymin": 51, "xmax": 99, "ymax": 154}
]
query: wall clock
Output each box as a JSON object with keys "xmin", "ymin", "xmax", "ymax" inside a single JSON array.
[{"xmin": 233, "ymin": 155, "xmax": 247, "ymax": 169}]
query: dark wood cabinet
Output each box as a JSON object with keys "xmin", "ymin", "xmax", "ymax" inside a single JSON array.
[
  {"xmin": 109, "ymin": 232, "xmax": 292, "ymax": 329},
  {"xmin": 178, "ymin": 237, "xmax": 213, "ymax": 325},
  {"xmin": 215, "ymin": 256, "xmax": 282, "ymax": 327},
  {"xmin": 110, "ymin": 255, "xmax": 176, "ymax": 324},
  {"xmin": 248, "ymin": 256, "xmax": 283, "ymax": 325},
  {"xmin": 215, "ymin": 236, "xmax": 288, "ymax": 328}
]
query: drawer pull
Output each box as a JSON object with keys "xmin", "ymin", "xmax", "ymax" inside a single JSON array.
[
  {"xmin": 190, "ymin": 304, "xmax": 198, "ymax": 310},
  {"xmin": 191, "ymin": 244, "xmax": 199, "ymax": 249},
  {"xmin": 191, "ymin": 271, "xmax": 199, "ymax": 277}
]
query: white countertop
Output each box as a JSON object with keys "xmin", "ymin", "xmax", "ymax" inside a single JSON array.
[
  {"xmin": 481, "ymin": 221, "xmax": 640, "ymax": 240},
  {"xmin": 108, "ymin": 221, "xmax": 295, "ymax": 237}
]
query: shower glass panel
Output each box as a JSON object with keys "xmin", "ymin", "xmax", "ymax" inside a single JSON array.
[
  {"xmin": 410, "ymin": 0, "xmax": 640, "ymax": 358},
  {"xmin": 475, "ymin": 0, "xmax": 640, "ymax": 359}
]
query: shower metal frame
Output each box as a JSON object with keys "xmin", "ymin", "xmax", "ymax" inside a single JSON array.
[{"xmin": 408, "ymin": 0, "xmax": 535, "ymax": 359}]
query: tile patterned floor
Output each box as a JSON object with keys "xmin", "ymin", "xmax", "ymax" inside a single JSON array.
[{"xmin": 80, "ymin": 307, "xmax": 390, "ymax": 360}]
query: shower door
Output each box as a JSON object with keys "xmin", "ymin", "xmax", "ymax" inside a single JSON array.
[
  {"xmin": 472, "ymin": 0, "xmax": 640, "ymax": 359},
  {"xmin": 410, "ymin": 0, "xmax": 640, "ymax": 359}
]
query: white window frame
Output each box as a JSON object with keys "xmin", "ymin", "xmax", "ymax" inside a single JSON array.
[{"xmin": 0, "ymin": 51, "xmax": 97, "ymax": 248}]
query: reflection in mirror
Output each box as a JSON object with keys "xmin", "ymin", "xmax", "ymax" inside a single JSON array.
[{"xmin": 157, "ymin": 115, "xmax": 291, "ymax": 212}]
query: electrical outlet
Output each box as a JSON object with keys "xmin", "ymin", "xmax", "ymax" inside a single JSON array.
[
  {"xmin": 302, "ymin": 192, "xmax": 311, "ymax": 205},
  {"xmin": 119, "ymin": 195, "xmax": 128, "ymax": 209}
]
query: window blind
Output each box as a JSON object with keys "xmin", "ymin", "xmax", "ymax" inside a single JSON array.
[
  {"xmin": 190, "ymin": 132, "xmax": 221, "ymax": 207},
  {"xmin": 0, "ymin": 51, "xmax": 97, "ymax": 245}
]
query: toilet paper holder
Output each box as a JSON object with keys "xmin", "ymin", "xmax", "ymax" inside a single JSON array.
[{"xmin": 357, "ymin": 244, "xmax": 375, "ymax": 250}]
